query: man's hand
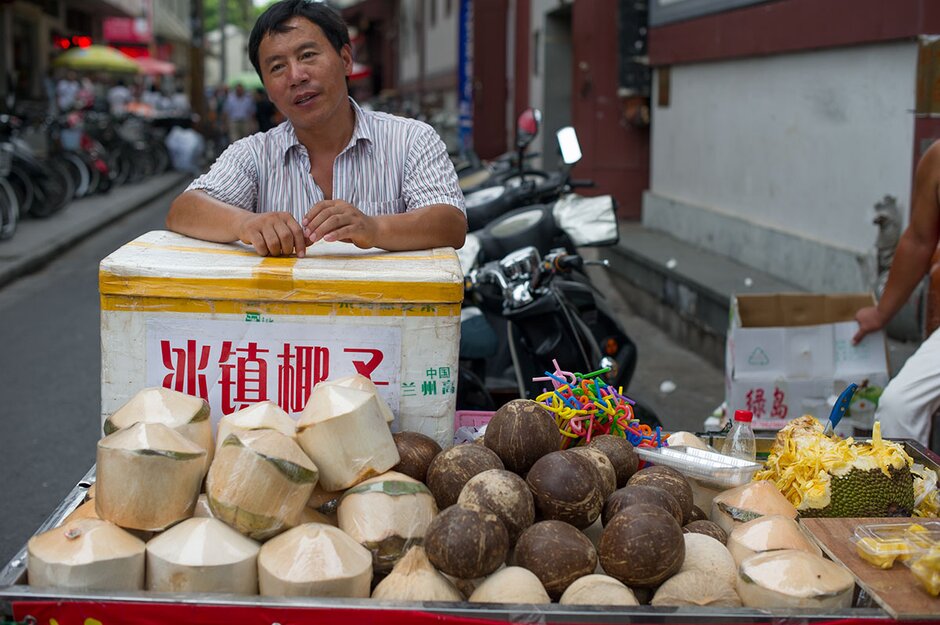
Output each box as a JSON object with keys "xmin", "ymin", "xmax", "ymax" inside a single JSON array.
[
  {"xmin": 853, "ymin": 305, "xmax": 887, "ymax": 345},
  {"xmin": 303, "ymin": 200, "xmax": 380, "ymax": 249},
  {"xmin": 237, "ymin": 211, "xmax": 309, "ymax": 258}
]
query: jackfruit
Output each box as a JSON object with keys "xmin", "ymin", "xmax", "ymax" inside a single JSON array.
[{"xmin": 754, "ymin": 417, "xmax": 916, "ymax": 518}]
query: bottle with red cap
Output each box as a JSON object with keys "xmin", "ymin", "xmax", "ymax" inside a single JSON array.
[{"xmin": 721, "ymin": 409, "xmax": 756, "ymax": 462}]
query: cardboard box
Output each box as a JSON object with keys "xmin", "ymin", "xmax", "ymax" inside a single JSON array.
[
  {"xmin": 725, "ymin": 293, "xmax": 889, "ymax": 432},
  {"xmin": 99, "ymin": 231, "xmax": 463, "ymax": 448}
]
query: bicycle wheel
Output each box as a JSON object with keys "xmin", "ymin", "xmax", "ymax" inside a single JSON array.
[
  {"xmin": 61, "ymin": 152, "xmax": 91, "ymax": 198},
  {"xmin": 0, "ymin": 178, "xmax": 19, "ymax": 240},
  {"xmin": 8, "ymin": 164, "xmax": 35, "ymax": 218},
  {"xmin": 30, "ymin": 161, "xmax": 72, "ymax": 218}
]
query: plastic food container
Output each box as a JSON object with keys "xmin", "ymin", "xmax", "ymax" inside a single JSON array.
[
  {"xmin": 633, "ymin": 445, "xmax": 761, "ymax": 489},
  {"xmin": 852, "ymin": 521, "xmax": 940, "ymax": 596}
]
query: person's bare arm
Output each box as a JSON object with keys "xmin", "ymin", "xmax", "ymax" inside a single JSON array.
[
  {"xmin": 167, "ymin": 190, "xmax": 308, "ymax": 257},
  {"xmin": 854, "ymin": 143, "xmax": 940, "ymax": 343},
  {"xmin": 303, "ymin": 200, "xmax": 467, "ymax": 251}
]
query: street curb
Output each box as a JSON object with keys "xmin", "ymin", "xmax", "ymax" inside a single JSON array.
[{"xmin": 0, "ymin": 172, "xmax": 190, "ymax": 290}]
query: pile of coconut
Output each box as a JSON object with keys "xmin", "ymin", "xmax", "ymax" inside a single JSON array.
[{"xmin": 27, "ymin": 393, "xmax": 857, "ymax": 612}]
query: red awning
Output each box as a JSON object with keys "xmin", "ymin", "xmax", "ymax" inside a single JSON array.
[{"xmin": 136, "ymin": 56, "xmax": 176, "ymax": 76}]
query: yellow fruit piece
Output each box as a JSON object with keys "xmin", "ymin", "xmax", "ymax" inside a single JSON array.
[
  {"xmin": 910, "ymin": 548, "xmax": 940, "ymax": 596},
  {"xmin": 855, "ymin": 537, "xmax": 901, "ymax": 569}
]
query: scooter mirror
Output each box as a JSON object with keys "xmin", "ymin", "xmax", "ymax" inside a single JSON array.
[
  {"xmin": 556, "ymin": 126, "xmax": 582, "ymax": 165},
  {"xmin": 516, "ymin": 108, "xmax": 542, "ymax": 150}
]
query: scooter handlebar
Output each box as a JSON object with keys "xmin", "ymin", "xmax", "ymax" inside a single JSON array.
[{"xmin": 568, "ymin": 179, "xmax": 596, "ymax": 189}]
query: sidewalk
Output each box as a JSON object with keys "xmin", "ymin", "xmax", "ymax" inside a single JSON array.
[{"xmin": 0, "ymin": 171, "xmax": 191, "ymax": 290}]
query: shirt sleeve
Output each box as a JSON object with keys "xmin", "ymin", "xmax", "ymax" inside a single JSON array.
[
  {"xmin": 402, "ymin": 123, "xmax": 466, "ymax": 214},
  {"xmin": 185, "ymin": 138, "xmax": 259, "ymax": 211}
]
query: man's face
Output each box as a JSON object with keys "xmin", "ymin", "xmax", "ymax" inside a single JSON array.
[{"xmin": 258, "ymin": 17, "xmax": 352, "ymax": 132}]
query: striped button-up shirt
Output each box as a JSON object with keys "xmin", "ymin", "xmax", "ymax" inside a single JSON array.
[{"xmin": 187, "ymin": 98, "xmax": 465, "ymax": 223}]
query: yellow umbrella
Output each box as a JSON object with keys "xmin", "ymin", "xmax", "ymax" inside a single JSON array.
[{"xmin": 53, "ymin": 45, "xmax": 140, "ymax": 73}]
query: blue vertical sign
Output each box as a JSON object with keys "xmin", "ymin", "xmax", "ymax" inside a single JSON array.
[{"xmin": 457, "ymin": 0, "xmax": 474, "ymax": 151}]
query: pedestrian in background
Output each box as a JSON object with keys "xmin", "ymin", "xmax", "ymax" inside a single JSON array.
[
  {"xmin": 224, "ymin": 83, "xmax": 255, "ymax": 141},
  {"xmin": 254, "ymin": 88, "xmax": 276, "ymax": 132}
]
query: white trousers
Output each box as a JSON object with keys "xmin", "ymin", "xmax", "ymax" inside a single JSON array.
[{"xmin": 875, "ymin": 327, "xmax": 940, "ymax": 446}]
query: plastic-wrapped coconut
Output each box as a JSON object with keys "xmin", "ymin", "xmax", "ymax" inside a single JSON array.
[
  {"xmin": 146, "ymin": 518, "xmax": 260, "ymax": 594},
  {"xmin": 469, "ymin": 567, "xmax": 551, "ymax": 604},
  {"xmin": 737, "ymin": 549, "xmax": 855, "ymax": 609},
  {"xmin": 677, "ymin": 533, "xmax": 737, "ymax": 586},
  {"xmin": 318, "ymin": 373, "xmax": 395, "ymax": 423},
  {"xmin": 559, "ymin": 574, "xmax": 639, "ymax": 606},
  {"xmin": 371, "ymin": 546, "xmax": 463, "ymax": 602},
  {"xmin": 207, "ymin": 429, "xmax": 318, "ymax": 540},
  {"xmin": 96, "ymin": 422, "xmax": 205, "ymax": 531},
  {"xmin": 216, "ymin": 401, "xmax": 296, "ymax": 450},
  {"xmin": 338, "ymin": 471, "xmax": 438, "ymax": 573},
  {"xmin": 711, "ymin": 481, "xmax": 797, "ymax": 536},
  {"xmin": 296, "ymin": 383, "xmax": 399, "ymax": 491},
  {"xmin": 28, "ymin": 518, "xmax": 145, "ymax": 591},
  {"xmin": 103, "ymin": 386, "xmax": 213, "ymax": 470},
  {"xmin": 652, "ymin": 570, "xmax": 741, "ymax": 607},
  {"xmin": 726, "ymin": 514, "xmax": 822, "ymax": 566},
  {"xmin": 258, "ymin": 523, "xmax": 373, "ymax": 597}
]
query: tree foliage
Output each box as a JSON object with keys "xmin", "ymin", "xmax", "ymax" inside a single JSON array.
[{"xmin": 204, "ymin": 0, "xmax": 274, "ymax": 33}]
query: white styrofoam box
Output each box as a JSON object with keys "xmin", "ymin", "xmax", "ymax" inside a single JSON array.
[{"xmin": 99, "ymin": 231, "xmax": 463, "ymax": 448}]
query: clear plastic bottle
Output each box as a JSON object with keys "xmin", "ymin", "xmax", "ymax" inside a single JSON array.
[{"xmin": 721, "ymin": 409, "xmax": 756, "ymax": 462}]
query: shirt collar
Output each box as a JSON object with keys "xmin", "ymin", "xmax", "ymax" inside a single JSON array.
[{"xmin": 280, "ymin": 97, "xmax": 373, "ymax": 163}]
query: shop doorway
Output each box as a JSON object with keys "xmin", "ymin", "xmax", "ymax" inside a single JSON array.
[{"xmin": 541, "ymin": 5, "xmax": 572, "ymax": 173}]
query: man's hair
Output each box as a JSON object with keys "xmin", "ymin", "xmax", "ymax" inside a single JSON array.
[{"xmin": 248, "ymin": 0, "xmax": 350, "ymax": 77}]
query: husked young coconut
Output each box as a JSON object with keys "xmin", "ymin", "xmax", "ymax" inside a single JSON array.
[
  {"xmin": 338, "ymin": 471, "xmax": 438, "ymax": 574},
  {"xmin": 63, "ymin": 500, "xmax": 99, "ymax": 524},
  {"xmin": 96, "ymin": 422, "xmax": 206, "ymax": 531},
  {"xmin": 103, "ymin": 386, "xmax": 213, "ymax": 470},
  {"xmin": 737, "ymin": 549, "xmax": 855, "ymax": 609},
  {"xmin": 559, "ymin": 574, "xmax": 639, "ymax": 606},
  {"xmin": 258, "ymin": 523, "xmax": 373, "ymax": 597},
  {"xmin": 192, "ymin": 494, "xmax": 215, "ymax": 519},
  {"xmin": 318, "ymin": 373, "xmax": 395, "ymax": 424},
  {"xmin": 215, "ymin": 401, "xmax": 296, "ymax": 450},
  {"xmin": 526, "ymin": 451, "xmax": 603, "ymax": 529},
  {"xmin": 458, "ymin": 469, "xmax": 534, "ymax": 545},
  {"xmin": 603, "ymin": 484, "xmax": 682, "ymax": 526},
  {"xmin": 28, "ymin": 518, "xmax": 145, "ymax": 591},
  {"xmin": 652, "ymin": 570, "xmax": 741, "ymax": 607},
  {"xmin": 599, "ymin": 503, "xmax": 684, "ymax": 587},
  {"xmin": 683, "ymin": 520, "xmax": 727, "ymax": 544},
  {"xmin": 727, "ymin": 514, "xmax": 822, "ymax": 566},
  {"xmin": 678, "ymin": 533, "xmax": 737, "ymax": 586},
  {"xmin": 425, "ymin": 503, "xmax": 509, "ymax": 579},
  {"xmin": 627, "ymin": 465, "xmax": 694, "ymax": 524},
  {"xmin": 469, "ymin": 566, "xmax": 551, "ymax": 604},
  {"xmin": 371, "ymin": 546, "xmax": 463, "ymax": 602},
  {"xmin": 207, "ymin": 429, "xmax": 318, "ymax": 540},
  {"xmin": 513, "ymin": 520, "xmax": 597, "ymax": 600},
  {"xmin": 588, "ymin": 435, "xmax": 639, "ymax": 487},
  {"xmin": 711, "ymin": 481, "xmax": 797, "ymax": 536},
  {"xmin": 296, "ymin": 383, "xmax": 400, "ymax": 491},
  {"xmin": 570, "ymin": 447, "xmax": 617, "ymax": 499},
  {"xmin": 392, "ymin": 431, "xmax": 442, "ymax": 483},
  {"xmin": 426, "ymin": 444, "xmax": 504, "ymax": 509},
  {"xmin": 145, "ymin": 518, "xmax": 260, "ymax": 594},
  {"xmin": 483, "ymin": 399, "xmax": 558, "ymax": 474},
  {"xmin": 307, "ymin": 482, "xmax": 342, "ymax": 515}
]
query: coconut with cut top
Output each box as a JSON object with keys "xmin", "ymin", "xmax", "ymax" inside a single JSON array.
[
  {"xmin": 468, "ymin": 567, "xmax": 551, "ymax": 604},
  {"xmin": 726, "ymin": 514, "xmax": 822, "ymax": 566},
  {"xmin": 318, "ymin": 373, "xmax": 396, "ymax": 424},
  {"xmin": 96, "ymin": 422, "xmax": 205, "ymax": 531},
  {"xmin": 736, "ymin": 549, "xmax": 855, "ymax": 609},
  {"xmin": 216, "ymin": 401, "xmax": 296, "ymax": 450},
  {"xmin": 559, "ymin": 574, "xmax": 639, "ymax": 606},
  {"xmin": 296, "ymin": 383, "xmax": 400, "ymax": 491},
  {"xmin": 371, "ymin": 546, "xmax": 463, "ymax": 602},
  {"xmin": 711, "ymin": 481, "xmax": 797, "ymax": 536}
]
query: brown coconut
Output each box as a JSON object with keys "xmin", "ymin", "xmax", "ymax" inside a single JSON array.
[
  {"xmin": 598, "ymin": 503, "xmax": 685, "ymax": 587},
  {"xmin": 570, "ymin": 447, "xmax": 617, "ymax": 499},
  {"xmin": 458, "ymin": 469, "xmax": 534, "ymax": 545},
  {"xmin": 426, "ymin": 444, "xmax": 504, "ymax": 509},
  {"xmin": 627, "ymin": 465, "xmax": 694, "ymax": 524},
  {"xmin": 683, "ymin": 520, "xmax": 728, "ymax": 544},
  {"xmin": 603, "ymin": 484, "xmax": 682, "ymax": 526},
  {"xmin": 424, "ymin": 503, "xmax": 509, "ymax": 579},
  {"xmin": 483, "ymin": 399, "xmax": 559, "ymax": 474},
  {"xmin": 688, "ymin": 505, "xmax": 708, "ymax": 523},
  {"xmin": 588, "ymin": 435, "xmax": 639, "ymax": 487},
  {"xmin": 526, "ymin": 451, "xmax": 603, "ymax": 529},
  {"xmin": 392, "ymin": 431, "xmax": 442, "ymax": 483},
  {"xmin": 512, "ymin": 520, "xmax": 597, "ymax": 600}
]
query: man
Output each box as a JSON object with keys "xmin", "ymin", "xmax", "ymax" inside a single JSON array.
[
  {"xmin": 853, "ymin": 141, "xmax": 940, "ymax": 446},
  {"xmin": 166, "ymin": 0, "xmax": 466, "ymax": 256},
  {"xmin": 223, "ymin": 83, "xmax": 256, "ymax": 141}
]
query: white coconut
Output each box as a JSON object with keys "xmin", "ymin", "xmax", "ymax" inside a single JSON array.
[
  {"xmin": 192, "ymin": 494, "xmax": 215, "ymax": 519},
  {"xmin": 652, "ymin": 570, "xmax": 741, "ymax": 607},
  {"xmin": 146, "ymin": 517, "xmax": 260, "ymax": 594},
  {"xmin": 338, "ymin": 470, "xmax": 437, "ymax": 573},
  {"xmin": 258, "ymin": 523, "xmax": 373, "ymax": 597},
  {"xmin": 296, "ymin": 384, "xmax": 400, "ymax": 491},
  {"xmin": 96, "ymin": 422, "xmax": 206, "ymax": 531},
  {"xmin": 216, "ymin": 401, "xmax": 296, "ymax": 450},
  {"xmin": 689, "ymin": 478, "xmax": 725, "ymax": 514},
  {"xmin": 469, "ymin": 566, "xmax": 551, "ymax": 604},
  {"xmin": 372, "ymin": 546, "xmax": 463, "ymax": 602},
  {"xmin": 737, "ymin": 549, "xmax": 855, "ymax": 609},
  {"xmin": 317, "ymin": 373, "xmax": 396, "ymax": 424},
  {"xmin": 711, "ymin": 481, "xmax": 797, "ymax": 536},
  {"xmin": 104, "ymin": 386, "xmax": 213, "ymax": 470},
  {"xmin": 678, "ymin": 533, "xmax": 737, "ymax": 586},
  {"xmin": 206, "ymin": 429, "xmax": 318, "ymax": 540},
  {"xmin": 727, "ymin": 514, "xmax": 823, "ymax": 566},
  {"xmin": 28, "ymin": 518, "xmax": 145, "ymax": 591},
  {"xmin": 667, "ymin": 431, "xmax": 711, "ymax": 451},
  {"xmin": 63, "ymin": 500, "xmax": 99, "ymax": 524},
  {"xmin": 559, "ymin": 574, "xmax": 639, "ymax": 606}
]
